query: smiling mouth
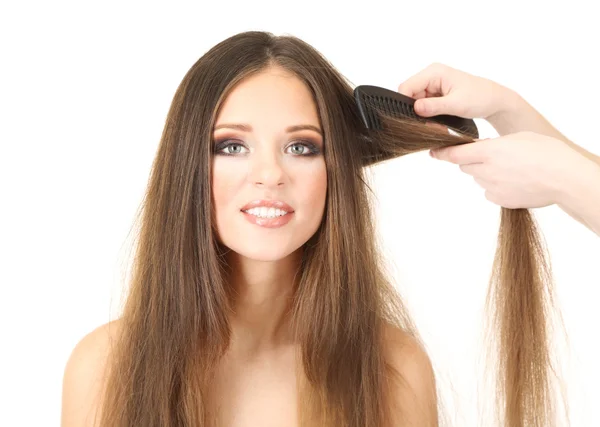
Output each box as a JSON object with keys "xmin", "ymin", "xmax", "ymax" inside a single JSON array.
[
  {"xmin": 241, "ymin": 209, "xmax": 294, "ymax": 228},
  {"xmin": 241, "ymin": 207, "xmax": 291, "ymax": 219}
]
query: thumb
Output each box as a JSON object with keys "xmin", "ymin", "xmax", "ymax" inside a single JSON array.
[{"xmin": 414, "ymin": 96, "xmax": 456, "ymax": 117}]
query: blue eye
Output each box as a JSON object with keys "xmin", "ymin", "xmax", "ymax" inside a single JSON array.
[{"xmin": 213, "ymin": 140, "xmax": 322, "ymax": 157}]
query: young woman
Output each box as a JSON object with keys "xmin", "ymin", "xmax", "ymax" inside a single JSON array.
[{"xmin": 61, "ymin": 31, "xmax": 576, "ymax": 427}]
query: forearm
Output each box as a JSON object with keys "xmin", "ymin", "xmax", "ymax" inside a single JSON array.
[
  {"xmin": 554, "ymin": 155, "xmax": 600, "ymax": 236},
  {"xmin": 487, "ymin": 89, "xmax": 600, "ymax": 165}
]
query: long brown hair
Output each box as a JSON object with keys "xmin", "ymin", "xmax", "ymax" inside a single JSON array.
[{"xmin": 98, "ymin": 31, "xmax": 564, "ymax": 427}]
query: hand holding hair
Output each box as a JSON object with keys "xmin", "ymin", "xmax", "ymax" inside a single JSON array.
[
  {"xmin": 78, "ymin": 33, "xmax": 577, "ymax": 427},
  {"xmin": 399, "ymin": 62, "xmax": 600, "ymax": 236},
  {"xmin": 430, "ymin": 132, "xmax": 600, "ymax": 235}
]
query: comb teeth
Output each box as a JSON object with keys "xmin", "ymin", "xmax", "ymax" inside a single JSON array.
[
  {"xmin": 358, "ymin": 93, "xmax": 382, "ymax": 130},
  {"xmin": 354, "ymin": 85, "xmax": 479, "ymax": 138},
  {"xmin": 355, "ymin": 85, "xmax": 422, "ymax": 130},
  {"xmin": 375, "ymin": 94, "xmax": 417, "ymax": 119}
]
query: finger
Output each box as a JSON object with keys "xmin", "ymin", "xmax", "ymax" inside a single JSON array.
[
  {"xmin": 473, "ymin": 176, "xmax": 495, "ymax": 189},
  {"xmin": 414, "ymin": 93, "xmax": 464, "ymax": 117},
  {"xmin": 430, "ymin": 141, "xmax": 490, "ymax": 165},
  {"xmin": 413, "ymin": 88, "xmax": 439, "ymax": 100},
  {"xmin": 397, "ymin": 65, "xmax": 445, "ymax": 98},
  {"xmin": 413, "ymin": 90, "xmax": 428, "ymax": 99},
  {"xmin": 458, "ymin": 163, "xmax": 487, "ymax": 177}
]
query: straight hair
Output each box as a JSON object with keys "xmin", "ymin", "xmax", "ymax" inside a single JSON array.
[{"xmin": 97, "ymin": 31, "xmax": 565, "ymax": 427}]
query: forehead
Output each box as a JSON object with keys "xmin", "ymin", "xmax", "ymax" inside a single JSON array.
[{"xmin": 215, "ymin": 68, "xmax": 320, "ymax": 126}]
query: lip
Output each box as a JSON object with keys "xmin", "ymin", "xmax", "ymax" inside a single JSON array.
[{"xmin": 240, "ymin": 200, "xmax": 295, "ymax": 212}]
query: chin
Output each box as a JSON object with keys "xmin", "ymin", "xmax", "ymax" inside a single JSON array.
[{"xmin": 229, "ymin": 245, "xmax": 300, "ymax": 263}]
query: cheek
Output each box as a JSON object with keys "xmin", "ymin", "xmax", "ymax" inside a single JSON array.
[
  {"xmin": 211, "ymin": 160, "xmax": 242, "ymax": 210},
  {"xmin": 301, "ymin": 160, "xmax": 327, "ymax": 210}
]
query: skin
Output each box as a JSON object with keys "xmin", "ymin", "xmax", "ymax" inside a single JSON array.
[
  {"xmin": 209, "ymin": 67, "xmax": 436, "ymax": 426},
  {"xmin": 429, "ymin": 130, "xmax": 600, "ymax": 236},
  {"xmin": 211, "ymin": 65, "xmax": 327, "ymax": 358},
  {"xmin": 61, "ymin": 65, "xmax": 438, "ymax": 427},
  {"xmin": 62, "ymin": 62, "xmax": 597, "ymax": 426},
  {"xmin": 207, "ymin": 66, "xmax": 328, "ymax": 424},
  {"xmin": 398, "ymin": 62, "xmax": 600, "ymax": 236}
]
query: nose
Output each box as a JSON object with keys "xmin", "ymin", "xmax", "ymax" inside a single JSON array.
[{"xmin": 248, "ymin": 147, "xmax": 285, "ymax": 188}]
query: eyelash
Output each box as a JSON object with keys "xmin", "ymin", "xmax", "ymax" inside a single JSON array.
[{"xmin": 213, "ymin": 139, "xmax": 322, "ymax": 157}]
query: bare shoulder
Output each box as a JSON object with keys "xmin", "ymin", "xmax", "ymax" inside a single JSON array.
[
  {"xmin": 381, "ymin": 323, "xmax": 438, "ymax": 427},
  {"xmin": 61, "ymin": 319, "xmax": 123, "ymax": 427}
]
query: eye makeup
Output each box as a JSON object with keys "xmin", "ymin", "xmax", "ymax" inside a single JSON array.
[{"xmin": 213, "ymin": 138, "xmax": 323, "ymax": 157}]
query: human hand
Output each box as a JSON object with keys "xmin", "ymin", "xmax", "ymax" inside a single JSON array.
[
  {"xmin": 397, "ymin": 62, "xmax": 517, "ymax": 123},
  {"xmin": 429, "ymin": 131, "xmax": 586, "ymax": 209}
]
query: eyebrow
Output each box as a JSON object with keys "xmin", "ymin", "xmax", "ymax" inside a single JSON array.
[{"xmin": 214, "ymin": 123, "xmax": 323, "ymax": 136}]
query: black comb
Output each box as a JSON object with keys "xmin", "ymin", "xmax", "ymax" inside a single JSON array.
[{"xmin": 354, "ymin": 85, "xmax": 479, "ymax": 139}]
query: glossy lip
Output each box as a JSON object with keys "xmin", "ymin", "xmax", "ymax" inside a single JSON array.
[{"xmin": 240, "ymin": 199, "xmax": 295, "ymax": 213}]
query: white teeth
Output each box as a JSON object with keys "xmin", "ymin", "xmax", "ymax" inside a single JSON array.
[{"xmin": 245, "ymin": 207, "xmax": 289, "ymax": 218}]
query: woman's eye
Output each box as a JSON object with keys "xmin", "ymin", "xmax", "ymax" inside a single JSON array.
[
  {"xmin": 288, "ymin": 141, "xmax": 321, "ymax": 156},
  {"xmin": 213, "ymin": 141, "xmax": 247, "ymax": 155},
  {"xmin": 223, "ymin": 143, "xmax": 246, "ymax": 155},
  {"xmin": 214, "ymin": 140, "xmax": 321, "ymax": 157},
  {"xmin": 289, "ymin": 143, "xmax": 308, "ymax": 155}
]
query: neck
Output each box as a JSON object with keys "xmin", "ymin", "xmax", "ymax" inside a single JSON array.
[{"xmin": 225, "ymin": 249, "xmax": 302, "ymax": 357}]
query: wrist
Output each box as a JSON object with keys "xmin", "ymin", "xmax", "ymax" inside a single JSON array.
[
  {"xmin": 486, "ymin": 88, "xmax": 531, "ymax": 135},
  {"xmin": 555, "ymin": 155, "xmax": 600, "ymax": 213}
]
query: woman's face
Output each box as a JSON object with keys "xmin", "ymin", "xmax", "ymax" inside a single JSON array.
[{"xmin": 211, "ymin": 66, "xmax": 327, "ymax": 262}]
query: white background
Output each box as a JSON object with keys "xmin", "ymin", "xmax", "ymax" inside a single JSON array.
[{"xmin": 1, "ymin": 1, "xmax": 598, "ymax": 426}]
